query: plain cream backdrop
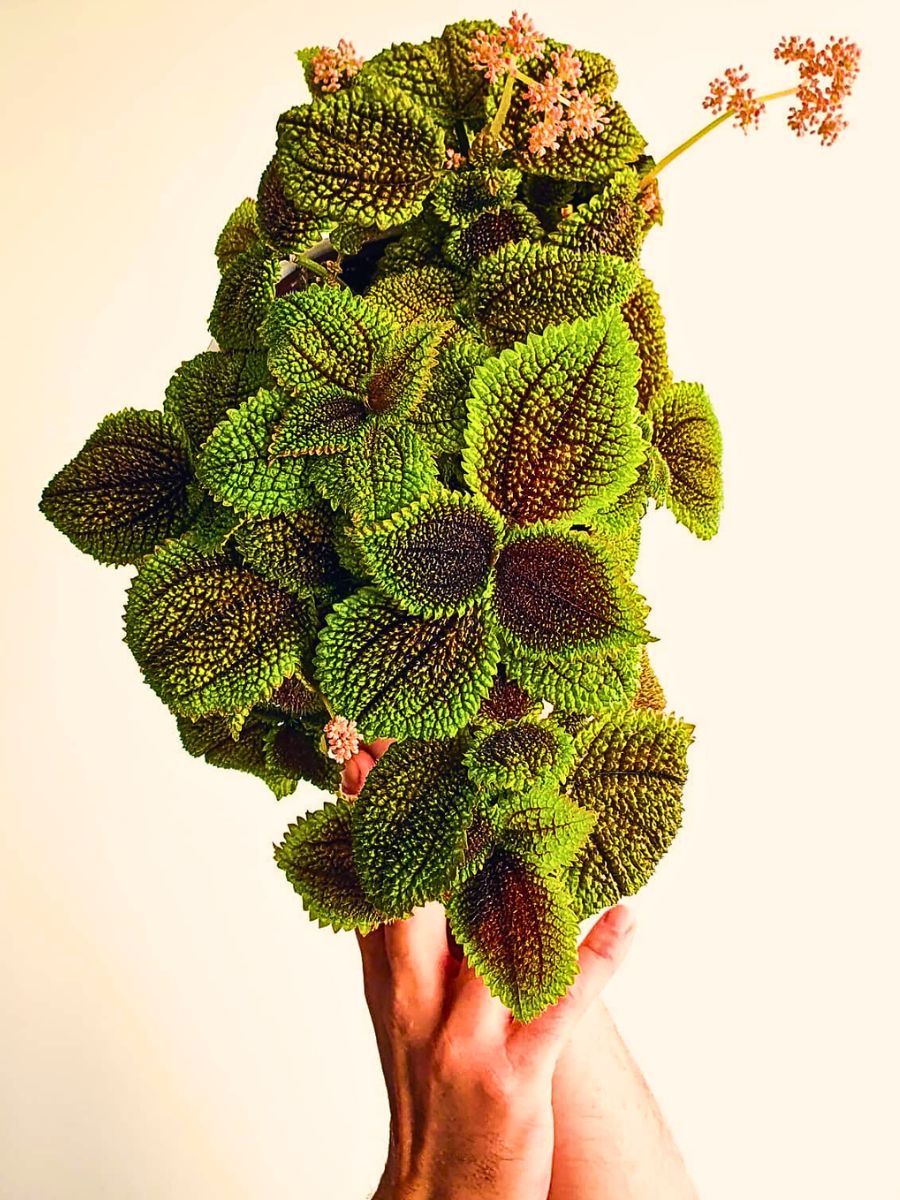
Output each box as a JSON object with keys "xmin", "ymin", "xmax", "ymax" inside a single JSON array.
[{"xmin": 2, "ymin": 1, "xmax": 898, "ymax": 1196}]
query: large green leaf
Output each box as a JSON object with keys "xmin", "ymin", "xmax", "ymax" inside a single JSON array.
[
  {"xmin": 565, "ymin": 708, "xmax": 693, "ymax": 919},
  {"xmin": 365, "ymin": 266, "xmax": 462, "ymax": 326},
  {"xmin": 164, "ymin": 350, "xmax": 271, "ymax": 450},
  {"xmin": 447, "ymin": 847, "xmax": 579, "ymax": 1022},
  {"xmin": 39, "ymin": 409, "xmax": 197, "ymax": 566},
  {"xmin": 352, "ymin": 739, "xmax": 475, "ymax": 917},
  {"xmin": 357, "ymin": 487, "xmax": 502, "ymax": 617},
  {"xmin": 195, "ymin": 389, "xmax": 319, "ymax": 516},
  {"xmin": 314, "ymin": 588, "xmax": 499, "ymax": 741},
  {"xmin": 275, "ymin": 87, "xmax": 446, "ymax": 228},
  {"xmin": 463, "ymin": 316, "xmax": 643, "ymax": 526},
  {"xmin": 466, "ymin": 242, "xmax": 639, "ymax": 346},
  {"xmin": 492, "ymin": 531, "xmax": 650, "ymax": 656},
  {"xmin": 464, "ymin": 719, "xmax": 575, "ymax": 791},
  {"xmin": 124, "ymin": 539, "xmax": 314, "ymax": 730},
  {"xmin": 648, "ymin": 382, "xmax": 723, "ymax": 539},
  {"xmin": 309, "ymin": 421, "xmax": 439, "ymax": 523},
  {"xmin": 208, "ymin": 246, "xmax": 280, "ymax": 350},
  {"xmin": 506, "ymin": 642, "xmax": 642, "ymax": 714},
  {"xmin": 176, "ymin": 711, "xmax": 296, "ymax": 799},
  {"xmin": 275, "ymin": 802, "xmax": 381, "ymax": 933}
]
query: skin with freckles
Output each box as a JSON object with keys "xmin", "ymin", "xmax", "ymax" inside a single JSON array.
[{"xmin": 343, "ymin": 742, "xmax": 697, "ymax": 1200}]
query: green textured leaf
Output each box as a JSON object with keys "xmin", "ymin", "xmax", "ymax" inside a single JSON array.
[
  {"xmin": 465, "ymin": 719, "xmax": 575, "ymax": 791},
  {"xmin": 310, "ymin": 422, "xmax": 439, "ymax": 523},
  {"xmin": 648, "ymin": 382, "xmax": 723, "ymax": 539},
  {"xmin": 215, "ymin": 198, "xmax": 264, "ymax": 270},
  {"xmin": 275, "ymin": 801, "xmax": 381, "ymax": 933},
  {"xmin": 164, "ymin": 350, "xmax": 271, "ymax": 450},
  {"xmin": 466, "ymin": 241, "xmax": 639, "ymax": 346},
  {"xmin": 263, "ymin": 284, "xmax": 393, "ymax": 398},
  {"xmin": 371, "ymin": 212, "xmax": 448, "ymax": 278},
  {"xmin": 124, "ymin": 539, "xmax": 314, "ymax": 729},
  {"xmin": 507, "ymin": 642, "xmax": 642, "ymax": 714},
  {"xmin": 196, "ymin": 389, "xmax": 319, "ymax": 516},
  {"xmin": 275, "ymin": 88, "xmax": 446, "ymax": 229},
  {"xmin": 430, "ymin": 164, "xmax": 522, "ymax": 225},
  {"xmin": 447, "ymin": 847, "xmax": 579, "ymax": 1022},
  {"xmin": 208, "ymin": 246, "xmax": 280, "ymax": 350},
  {"xmin": 357, "ymin": 487, "xmax": 502, "ymax": 617},
  {"xmin": 550, "ymin": 170, "xmax": 643, "ymax": 260},
  {"xmin": 478, "ymin": 677, "xmax": 540, "ymax": 723},
  {"xmin": 264, "ymin": 719, "xmax": 342, "ymax": 791},
  {"xmin": 565, "ymin": 708, "xmax": 693, "ymax": 919},
  {"xmin": 183, "ymin": 494, "xmax": 244, "ymax": 554},
  {"xmin": 360, "ymin": 20, "xmax": 497, "ymax": 126},
  {"xmin": 443, "ymin": 204, "xmax": 544, "ymax": 270},
  {"xmin": 314, "ymin": 588, "xmax": 499, "ymax": 741},
  {"xmin": 176, "ymin": 711, "xmax": 296, "ymax": 799},
  {"xmin": 463, "ymin": 316, "xmax": 643, "ymax": 526},
  {"xmin": 233, "ymin": 506, "xmax": 341, "ymax": 593},
  {"xmin": 633, "ymin": 647, "xmax": 667, "ymax": 711},
  {"xmin": 352, "ymin": 739, "xmax": 475, "ymax": 917},
  {"xmin": 412, "ymin": 334, "xmax": 490, "ymax": 455},
  {"xmin": 256, "ymin": 157, "xmax": 320, "ymax": 255},
  {"xmin": 39, "ymin": 409, "xmax": 197, "ymax": 566},
  {"xmin": 621, "ymin": 272, "xmax": 672, "ymax": 413},
  {"xmin": 492, "ymin": 531, "xmax": 650, "ymax": 656},
  {"xmin": 491, "ymin": 788, "xmax": 595, "ymax": 869},
  {"xmin": 270, "ymin": 390, "xmax": 369, "ymax": 457},
  {"xmin": 363, "ymin": 321, "xmax": 448, "ymax": 418},
  {"xmin": 365, "ymin": 266, "xmax": 462, "ymax": 325},
  {"xmin": 262, "ymin": 672, "xmax": 325, "ymax": 718}
]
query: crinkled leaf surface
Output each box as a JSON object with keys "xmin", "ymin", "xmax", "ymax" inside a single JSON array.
[
  {"xmin": 233, "ymin": 506, "xmax": 341, "ymax": 593},
  {"xmin": 183, "ymin": 494, "xmax": 245, "ymax": 554},
  {"xmin": 621, "ymin": 272, "xmax": 672, "ymax": 413},
  {"xmin": 648, "ymin": 382, "xmax": 723, "ymax": 539},
  {"xmin": 314, "ymin": 588, "xmax": 499, "ymax": 741},
  {"xmin": 270, "ymin": 390, "xmax": 369, "ymax": 457},
  {"xmin": 491, "ymin": 788, "xmax": 595, "ymax": 869},
  {"xmin": 467, "ymin": 242, "xmax": 639, "ymax": 346},
  {"xmin": 492, "ymin": 531, "xmax": 650, "ymax": 656},
  {"xmin": 256, "ymin": 157, "xmax": 320, "ymax": 255},
  {"xmin": 208, "ymin": 246, "xmax": 279, "ymax": 350},
  {"xmin": 358, "ymin": 488, "xmax": 502, "ymax": 617},
  {"xmin": 275, "ymin": 801, "xmax": 381, "ymax": 933},
  {"xmin": 164, "ymin": 350, "xmax": 271, "ymax": 451},
  {"xmin": 507, "ymin": 642, "xmax": 642, "ymax": 714},
  {"xmin": 264, "ymin": 720, "xmax": 342, "ymax": 791},
  {"xmin": 444, "ymin": 204, "xmax": 544, "ymax": 271},
  {"xmin": 447, "ymin": 846, "xmax": 579, "ymax": 1022},
  {"xmin": 565, "ymin": 708, "xmax": 693, "ymax": 919},
  {"xmin": 634, "ymin": 648, "xmax": 666, "ymax": 711},
  {"xmin": 508, "ymin": 101, "xmax": 645, "ymax": 182},
  {"xmin": 465, "ymin": 719, "xmax": 575, "ymax": 791},
  {"xmin": 176, "ymin": 711, "xmax": 296, "ymax": 799},
  {"xmin": 275, "ymin": 88, "xmax": 446, "ymax": 228},
  {"xmin": 215, "ymin": 198, "xmax": 264, "ymax": 270},
  {"xmin": 412, "ymin": 335, "xmax": 490, "ymax": 455},
  {"xmin": 40, "ymin": 409, "xmax": 197, "ymax": 566},
  {"xmin": 310, "ymin": 422, "xmax": 438, "ymax": 523},
  {"xmin": 365, "ymin": 266, "xmax": 462, "ymax": 326},
  {"xmin": 196, "ymin": 389, "xmax": 319, "ymax": 516},
  {"xmin": 464, "ymin": 316, "xmax": 643, "ymax": 526},
  {"xmin": 550, "ymin": 170, "xmax": 643, "ymax": 260},
  {"xmin": 352, "ymin": 739, "xmax": 474, "ymax": 917},
  {"xmin": 124, "ymin": 539, "xmax": 314, "ymax": 729}
]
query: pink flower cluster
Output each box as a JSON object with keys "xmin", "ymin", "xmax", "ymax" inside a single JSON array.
[
  {"xmin": 468, "ymin": 12, "xmax": 546, "ymax": 83},
  {"xmin": 703, "ymin": 65, "xmax": 765, "ymax": 131},
  {"xmin": 774, "ymin": 35, "xmax": 862, "ymax": 146},
  {"xmin": 309, "ymin": 39, "xmax": 364, "ymax": 93},
  {"xmin": 324, "ymin": 714, "xmax": 360, "ymax": 764}
]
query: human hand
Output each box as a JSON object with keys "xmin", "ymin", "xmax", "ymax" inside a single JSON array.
[{"xmin": 357, "ymin": 900, "xmax": 635, "ymax": 1200}]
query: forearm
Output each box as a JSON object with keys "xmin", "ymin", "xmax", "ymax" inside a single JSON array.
[{"xmin": 549, "ymin": 1001, "xmax": 698, "ymax": 1200}]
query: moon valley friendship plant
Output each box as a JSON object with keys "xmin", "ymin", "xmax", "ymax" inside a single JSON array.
[{"xmin": 40, "ymin": 17, "xmax": 860, "ymax": 1020}]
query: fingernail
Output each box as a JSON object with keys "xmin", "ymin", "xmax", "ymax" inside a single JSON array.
[{"xmin": 604, "ymin": 905, "xmax": 634, "ymax": 935}]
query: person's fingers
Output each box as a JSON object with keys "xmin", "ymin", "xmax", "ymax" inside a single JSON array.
[
  {"xmin": 383, "ymin": 901, "xmax": 454, "ymax": 1020},
  {"xmin": 362, "ymin": 737, "xmax": 395, "ymax": 763},
  {"xmin": 448, "ymin": 953, "xmax": 511, "ymax": 1042},
  {"xmin": 340, "ymin": 748, "xmax": 376, "ymax": 796},
  {"xmin": 356, "ymin": 924, "xmax": 389, "ymax": 997},
  {"xmin": 512, "ymin": 905, "xmax": 635, "ymax": 1048}
]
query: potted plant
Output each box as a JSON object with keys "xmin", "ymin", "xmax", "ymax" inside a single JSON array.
[{"xmin": 39, "ymin": 16, "xmax": 860, "ymax": 1021}]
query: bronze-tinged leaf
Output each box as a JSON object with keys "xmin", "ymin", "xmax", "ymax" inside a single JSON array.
[{"xmin": 648, "ymin": 381, "xmax": 723, "ymax": 539}]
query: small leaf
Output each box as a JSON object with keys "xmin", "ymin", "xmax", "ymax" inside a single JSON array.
[
  {"xmin": 478, "ymin": 677, "xmax": 539, "ymax": 723},
  {"xmin": 215, "ymin": 198, "xmax": 264, "ymax": 270},
  {"xmin": 270, "ymin": 390, "xmax": 369, "ymax": 457},
  {"xmin": 412, "ymin": 334, "xmax": 491, "ymax": 455},
  {"xmin": 176, "ymin": 711, "xmax": 296, "ymax": 799},
  {"xmin": 492, "ymin": 530, "xmax": 650, "ymax": 656},
  {"xmin": 357, "ymin": 487, "xmax": 502, "ymax": 617},
  {"xmin": 550, "ymin": 169, "xmax": 643, "ymax": 260},
  {"xmin": 352, "ymin": 739, "xmax": 475, "ymax": 917},
  {"xmin": 39, "ymin": 409, "xmax": 197, "ymax": 566},
  {"xmin": 208, "ymin": 246, "xmax": 280, "ymax": 350},
  {"xmin": 648, "ymin": 382, "xmax": 723, "ymax": 539},
  {"xmin": 233, "ymin": 506, "xmax": 342, "ymax": 594},
  {"xmin": 443, "ymin": 204, "xmax": 544, "ymax": 270},
  {"xmin": 634, "ymin": 647, "xmax": 666, "ymax": 711},
  {"xmin": 196, "ymin": 389, "xmax": 319, "ymax": 516},
  {"xmin": 256, "ymin": 157, "xmax": 320, "ymax": 255},
  {"xmin": 275, "ymin": 802, "xmax": 381, "ymax": 933},
  {"xmin": 565, "ymin": 708, "xmax": 693, "ymax": 919},
  {"xmin": 466, "ymin": 242, "xmax": 639, "ymax": 346},
  {"xmin": 263, "ymin": 284, "xmax": 393, "ymax": 398},
  {"xmin": 465, "ymin": 719, "xmax": 575, "ymax": 791},
  {"xmin": 264, "ymin": 720, "xmax": 342, "ymax": 791},
  {"xmin": 124, "ymin": 539, "xmax": 314, "ymax": 729},
  {"xmin": 184, "ymin": 494, "xmax": 245, "ymax": 554},
  {"xmin": 262, "ymin": 672, "xmax": 325, "ymax": 718},
  {"xmin": 447, "ymin": 847, "xmax": 579, "ymax": 1022},
  {"xmin": 364, "ymin": 321, "xmax": 448, "ymax": 419},
  {"xmin": 621, "ymin": 272, "xmax": 672, "ymax": 412},
  {"xmin": 365, "ymin": 266, "xmax": 462, "ymax": 325},
  {"xmin": 430, "ymin": 164, "xmax": 522, "ymax": 225},
  {"xmin": 491, "ymin": 788, "xmax": 595, "ymax": 869},
  {"xmin": 463, "ymin": 316, "xmax": 643, "ymax": 526},
  {"xmin": 309, "ymin": 422, "xmax": 439, "ymax": 523},
  {"xmin": 275, "ymin": 87, "xmax": 446, "ymax": 229},
  {"xmin": 164, "ymin": 349, "xmax": 271, "ymax": 450},
  {"xmin": 509, "ymin": 100, "xmax": 645, "ymax": 182},
  {"xmin": 506, "ymin": 642, "xmax": 642, "ymax": 714},
  {"xmin": 314, "ymin": 587, "xmax": 499, "ymax": 741}
]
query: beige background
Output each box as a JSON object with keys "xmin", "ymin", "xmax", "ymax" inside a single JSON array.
[{"xmin": 2, "ymin": 0, "xmax": 898, "ymax": 1196}]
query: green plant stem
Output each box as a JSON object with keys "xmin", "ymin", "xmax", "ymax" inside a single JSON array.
[
  {"xmin": 638, "ymin": 86, "xmax": 798, "ymax": 189},
  {"xmin": 489, "ymin": 71, "xmax": 517, "ymax": 142}
]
